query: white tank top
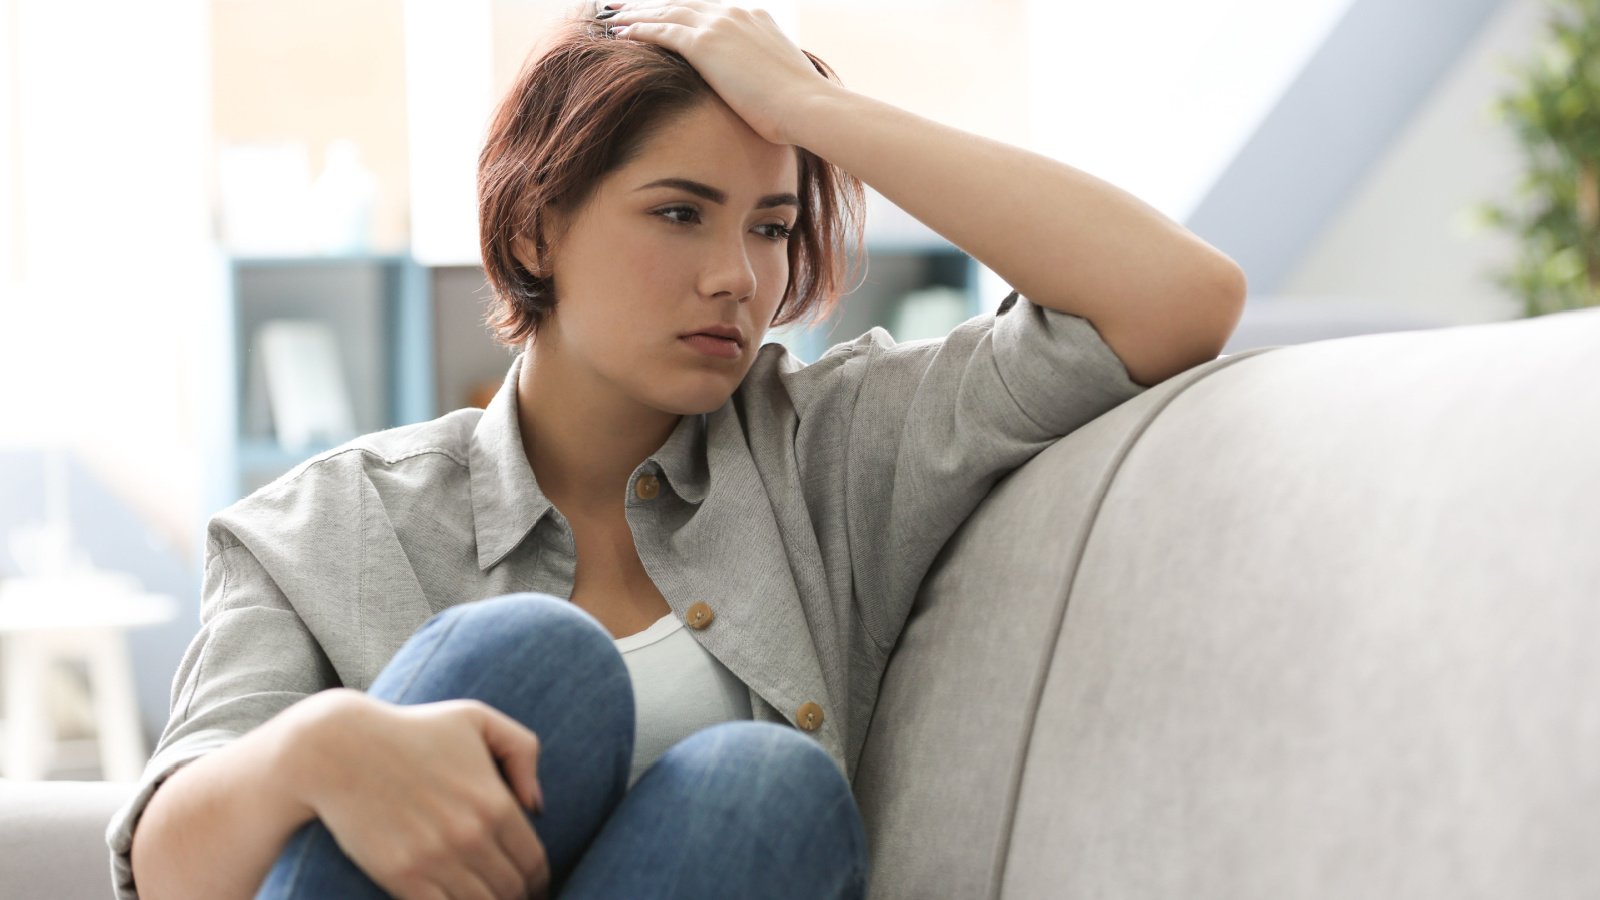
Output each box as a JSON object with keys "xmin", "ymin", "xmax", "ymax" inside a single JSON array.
[{"xmin": 613, "ymin": 611, "xmax": 754, "ymax": 789}]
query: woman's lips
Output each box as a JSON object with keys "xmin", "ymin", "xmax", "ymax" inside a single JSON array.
[{"xmin": 680, "ymin": 334, "xmax": 741, "ymax": 359}]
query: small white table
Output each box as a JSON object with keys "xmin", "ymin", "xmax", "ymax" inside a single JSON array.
[{"xmin": 0, "ymin": 574, "xmax": 177, "ymax": 782}]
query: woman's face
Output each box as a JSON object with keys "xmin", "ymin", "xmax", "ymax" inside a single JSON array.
[{"xmin": 522, "ymin": 97, "xmax": 801, "ymax": 416}]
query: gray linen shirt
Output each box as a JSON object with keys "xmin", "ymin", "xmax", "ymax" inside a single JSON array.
[{"xmin": 105, "ymin": 290, "xmax": 1150, "ymax": 898}]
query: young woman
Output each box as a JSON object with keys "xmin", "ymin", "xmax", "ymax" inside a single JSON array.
[{"xmin": 111, "ymin": 3, "xmax": 1246, "ymax": 899}]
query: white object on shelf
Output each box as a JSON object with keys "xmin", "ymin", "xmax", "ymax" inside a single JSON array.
[
  {"xmin": 308, "ymin": 139, "xmax": 378, "ymax": 256},
  {"xmin": 0, "ymin": 574, "xmax": 177, "ymax": 782},
  {"xmin": 251, "ymin": 319, "xmax": 359, "ymax": 453}
]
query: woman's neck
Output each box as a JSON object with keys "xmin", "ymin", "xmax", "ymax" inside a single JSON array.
[{"xmin": 516, "ymin": 344, "xmax": 679, "ymax": 520}]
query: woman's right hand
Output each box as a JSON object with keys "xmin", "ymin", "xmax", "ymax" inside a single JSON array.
[{"xmin": 283, "ymin": 688, "xmax": 550, "ymax": 900}]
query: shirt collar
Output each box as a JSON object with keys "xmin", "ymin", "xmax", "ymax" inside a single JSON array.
[{"xmin": 469, "ymin": 351, "xmax": 710, "ymax": 571}]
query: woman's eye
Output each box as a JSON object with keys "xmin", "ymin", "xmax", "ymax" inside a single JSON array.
[
  {"xmin": 655, "ymin": 206, "xmax": 792, "ymax": 242},
  {"xmin": 657, "ymin": 205, "xmax": 700, "ymax": 226},
  {"xmin": 758, "ymin": 223, "xmax": 795, "ymax": 242}
]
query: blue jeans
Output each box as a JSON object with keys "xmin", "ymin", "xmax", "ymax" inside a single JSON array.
[{"xmin": 254, "ymin": 593, "xmax": 870, "ymax": 899}]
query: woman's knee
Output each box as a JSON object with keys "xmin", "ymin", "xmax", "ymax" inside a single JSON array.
[
  {"xmin": 654, "ymin": 721, "xmax": 856, "ymax": 808},
  {"xmin": 639, "ymin": 722, "xmax": 868, "ymax": 877},
  {"xmin": 374, "ymin": 592, "xmax": 630, "ymax": 716},
  {"xmin": 427, "ymin": 592, "xmax": 616, "ymax": 659}
]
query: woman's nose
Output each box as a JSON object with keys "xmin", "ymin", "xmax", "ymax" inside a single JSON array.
[{"xmin": 700, "ymin": 234, "xmax": 758, "ymax": 302}]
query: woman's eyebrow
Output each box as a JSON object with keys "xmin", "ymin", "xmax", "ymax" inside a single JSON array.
[{"xmin": 634, "ymin": 177, "xmax": 799, "ymax": 210}]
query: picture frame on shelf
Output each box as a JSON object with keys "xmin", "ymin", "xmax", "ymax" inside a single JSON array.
[{"xmin": 248, "ymin": 319, "xmax": 359, "ymax": 453}]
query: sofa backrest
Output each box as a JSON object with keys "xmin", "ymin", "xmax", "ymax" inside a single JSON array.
[{"xmin": 855, "ymin": 307, "xmax": 1600, "ymax": 899}]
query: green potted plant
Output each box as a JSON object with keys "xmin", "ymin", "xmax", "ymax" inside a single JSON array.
[{"xmin": 1476, "ymin": 0, "xmax": 1600, "ymax": 316}]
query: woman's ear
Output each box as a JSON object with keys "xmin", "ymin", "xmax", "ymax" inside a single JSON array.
[
  {"xmin": 512, "ymin": 232, "xmax": 544, "ymax": 275},
  {"xmin": 518, "ymin": 204, "xmax": 572, "ymax": 277}
]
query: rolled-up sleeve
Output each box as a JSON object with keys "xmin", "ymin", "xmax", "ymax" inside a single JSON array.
[
  {"xmin": 104, "ymin": 520, "xmax": 338, "ymax": 900},
  {"xmin": 840, "ymin": 290, "xmax": 1150, "ymax": 651}
]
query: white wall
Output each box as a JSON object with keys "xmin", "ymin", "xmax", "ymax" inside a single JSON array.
[
  {"xmin": 0, "ymin": 0, "xmax": 221, "ymax": 568},
  {"xmin": 0, "ymin": 0, "xmax": 222, "ymax": 755},
  {"xmin": 1025, "ymin": 0, "xmax": 1354, "ymax": 226},
  {"xmin": 1276, "ymin": 0, "xmax": 1546, "ymax": 325}
]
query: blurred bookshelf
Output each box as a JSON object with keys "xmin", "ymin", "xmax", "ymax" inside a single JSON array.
[{"xmin": 222, "ymin": 242, "xmax": 988, "ymax": 505}]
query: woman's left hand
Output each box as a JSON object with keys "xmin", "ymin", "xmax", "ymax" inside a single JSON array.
[{"xmin": 599, "ymin": 0, "xmax": 840, "ymax": 146}]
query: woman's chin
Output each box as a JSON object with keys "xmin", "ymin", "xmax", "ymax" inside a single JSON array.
[
  {"xmin": 674, "ymin": 394, "xmax": 736, "ymax": 416},
  {"xmin": 651, "ymin": 383, "xmax": 738, "ymax": 416}
]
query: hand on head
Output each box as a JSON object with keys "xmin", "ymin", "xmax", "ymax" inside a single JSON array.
[{"xmin": 588, "ymin": 0, "xmax": 840, "ymax": 146}]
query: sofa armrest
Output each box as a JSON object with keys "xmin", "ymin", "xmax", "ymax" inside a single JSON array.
[
  {"xmin": 0, "ymin": 778, "xmax": 136, "ymax": 900},
  {"xmin": 852, "ymin": 348, "xmax": 1275, "ymax": 900}
]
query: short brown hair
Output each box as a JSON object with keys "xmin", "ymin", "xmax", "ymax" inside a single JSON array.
[{"xmin": 478, "ymin": 14, "xmax": 866, "ymax": 348}]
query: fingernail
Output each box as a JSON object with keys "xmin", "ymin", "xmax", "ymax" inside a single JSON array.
[{"xmin": 595, "ymin": 9, "xmax": 618, "ymax": 19}]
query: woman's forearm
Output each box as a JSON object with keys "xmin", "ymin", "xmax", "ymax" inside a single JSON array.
[
  {"xmin": 786, "ymin": 85, "xmax": 1240, "ymax": 317},
  {"xmin": 130, "ymin": 699, "xmax": 326, "ymax": 900},
  {"xmin": 785, "ymin": 86, "xmax": 1247, "ymax": 383}
]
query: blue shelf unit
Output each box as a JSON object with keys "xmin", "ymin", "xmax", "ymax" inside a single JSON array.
[{"xmin": 221, "ymin": 245, "xmax": 985, "ymax": 507}]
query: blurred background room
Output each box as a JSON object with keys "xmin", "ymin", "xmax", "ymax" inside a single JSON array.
[{"xmin": 0, "ymin": 0, "xmax": 1591, "ymax": 780}]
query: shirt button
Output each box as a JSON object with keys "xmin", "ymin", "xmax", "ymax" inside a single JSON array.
[
  {"xmin": 796, "ymin": 701, "xmax": 825, "ymax": 732},
  {"xmin": 685, "ymin": 601, "xmax": 715, "ymax": 629},
  {"xmin": 634, "ymin": 474, "xmax": 660, "ymax": 500}
]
